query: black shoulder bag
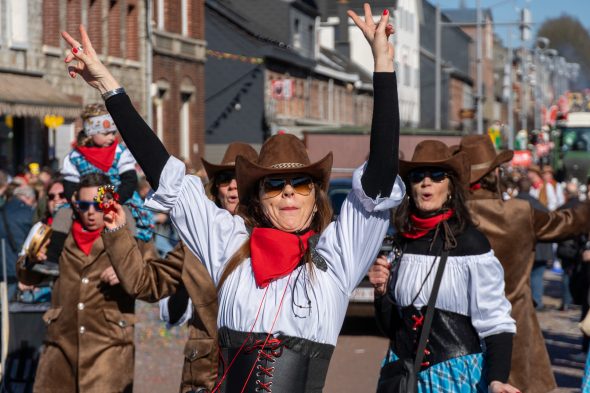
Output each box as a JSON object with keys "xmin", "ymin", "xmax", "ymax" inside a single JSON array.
[{"xmin": 376, "ymin": 249, "xmax": 449, "ymax": 393}]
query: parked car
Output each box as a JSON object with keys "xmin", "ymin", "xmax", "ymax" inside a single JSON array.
[{"xmin": 328, "ymin": 178, "xmax": 395, "ymax": 317}]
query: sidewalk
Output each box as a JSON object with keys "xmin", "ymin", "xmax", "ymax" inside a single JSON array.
[{"xmin": 539, "ymin": 270, "xmax": 586, "ymax": 393}]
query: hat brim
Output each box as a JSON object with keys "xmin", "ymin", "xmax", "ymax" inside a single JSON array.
[
  {"xmin": 201, "ymin": 158, "xmax": 236, "ymax": 181},
  {"xmin": 236, "ymin": 152, "xmax": 333, "ymax": 204},
  {"xmin": 469, "ymin": 150, "xmax": 514, "ymax": 184},
  {"xmin": 399, "ymin": 153, "xmax": 470, "ymax": 186}
]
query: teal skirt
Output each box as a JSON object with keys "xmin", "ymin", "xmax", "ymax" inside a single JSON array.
[{"xmin": 382, "ymin": 350, "xmax": 488, "ymax": 393}]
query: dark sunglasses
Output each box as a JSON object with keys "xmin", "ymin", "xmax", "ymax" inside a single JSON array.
[
  {"xmin": 408, "ymin": 169, "xmax": 448, "ymax": 183},
  {"xmin": 216, "ymin": 171, "xmax": 236, "ymax": 187},
  {"xmin": 262, "ymin": 176, "xmax": 314, "ymax": 198},
  {"xmin": 75, "ymin": 200, "xmax": 102, "ymax": 212},
  {"xmin": 48, "ymin": 192, "xmax": 65, "ymax": 201}
]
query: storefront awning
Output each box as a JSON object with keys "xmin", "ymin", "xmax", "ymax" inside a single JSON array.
[{"xmin": 0, "ymin": 73, "xmax": 82, "ymax": 119}]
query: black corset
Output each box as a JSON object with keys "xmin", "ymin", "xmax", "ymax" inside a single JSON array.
[
  {"xmin": 217, "ymin": 328, "xmax": 334, "ymax": 393},
  {"xmin": 390, "ymin": 306, "xmax": 482, "ymax": 370}
]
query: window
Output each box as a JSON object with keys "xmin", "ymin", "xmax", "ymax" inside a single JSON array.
[
  {"xmin": 156, "ymin": 0, "xmax": 165, "ymax": 30},
  {"xmin": 181, "ymin": 0, "xmax": 188, "ymax": 36},
  {"xmin": 180, "ymin": 92, "xmax": 192, "ymax": 160},
  {"xmin": 293, "ymin": 18, "xmax": 301, "ymax": 49},
  {"xmin": 8, "ymin": 0, "xmax": 28, "ymax": 48}
]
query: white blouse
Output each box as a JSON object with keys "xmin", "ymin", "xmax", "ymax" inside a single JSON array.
[
  {"xmin": 393, "ymin": 251, "xmax": 516, "ymax": 339},
  {"xmin": 146, "ymin": 156, "xmax": 405, "ymax": 345}
]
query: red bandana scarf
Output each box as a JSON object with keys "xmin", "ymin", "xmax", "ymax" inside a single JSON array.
[
  {"xmin": 401, "ymin": 209, "xmax": 455, "ymax": 239},
  {"xmin": 250, "ymin": 227, "xmax": 316, "ymax": 288},
  {"xmin": 72, "ymin": 220, "xmax": 102, "ymax": 256},
  {"xmin": 76, "ymin": 140, "xmax": 118, "ymax": 172}
]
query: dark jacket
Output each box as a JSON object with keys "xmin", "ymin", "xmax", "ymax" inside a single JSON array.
[{"xmin": 0, "ymin": 197, "xmax": 34, "ymax": 279}]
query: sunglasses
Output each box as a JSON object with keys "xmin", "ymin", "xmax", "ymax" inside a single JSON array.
[
  {"xmin": 408, "ymin": 169, "xmax": 448, "ymax": 183},
  {"xmin": 48, "ymin": 192, "xmax": 65, "ymax": 201},
  {"xmin": 216, "ymin": 171, "xmax": 236, "ymax": 187},
  {"xmin": 262, "ymin": 176, "xmax": 314, "ymax": 198},
  {"xmin": 75, "ymin": 200, "xmax": 102, "ymax": 212}
]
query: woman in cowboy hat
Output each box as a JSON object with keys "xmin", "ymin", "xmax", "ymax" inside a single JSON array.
[
  {"xmin": 61, "ymin": 4, "xmax": 404, "ymax": 391},
  {"xmin": 369, "ymin": 140, "xmax": 518, "ymax": 393},
  {"xmin": 456, "ymin": 134, "xmax": 590, "ymax": 393}
]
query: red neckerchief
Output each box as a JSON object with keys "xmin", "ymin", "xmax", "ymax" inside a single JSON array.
[
  {"xmin": 470, "ymin": 183, "xmax": 482, "ymax": 191},
  {"xmin": 250, "ymin": 228, "xmax": 316, "ymax": 288},
  {"xmin": 72, "ymin": 220, "xmax": 103, "ymax": 256},
  {"xmin": 46, "ymin": 216, "xmax": 53, "ymax": 226},
  {"xmin": 532, "ymin": 180, "xmax": 544, "ymax": 190},
  {"xmin": 401, "ymin": 209, "xmax": 455, "ymax": 239},
  {"xmin": 75, "ymin": 140, "xmax": 118, "ymax": 172}
]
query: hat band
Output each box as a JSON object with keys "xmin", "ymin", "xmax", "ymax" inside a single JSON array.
[
  {"xmin": 270, "ymin": 162, "xmax": 305, "ymax": 169},
  {"xmin": 471, "ymin": 159, "xmax": 495, "ymax": 171}
]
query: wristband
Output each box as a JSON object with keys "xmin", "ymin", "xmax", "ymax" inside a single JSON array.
[{"xmin": 102, "ymin": 87, "xmax": 126, "ymax": 101}]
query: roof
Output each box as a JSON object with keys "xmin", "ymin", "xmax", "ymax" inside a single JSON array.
[
  {"xmin": 319, "ymin": 46, "xmax": 372, "ymax": 85},
  {"xmin": 443, "ymin": 8, "xmax": 494, "ymax": 24},
  {"xmin": 0, "ymin": 73, "xmax": 82, "ymax": 118}
]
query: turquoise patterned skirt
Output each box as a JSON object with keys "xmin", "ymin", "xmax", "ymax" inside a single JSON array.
[
  {"xmin": 582, "ymin": 351, "xmax": 590, "ymax": 392},
  {"xmin": 382, "ymin": 350, "xmax": 488, "ymax": 392}
]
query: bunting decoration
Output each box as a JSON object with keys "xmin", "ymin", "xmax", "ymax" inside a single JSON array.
[{"xmin": 206, "ymin": 49, "xmax": 264, "ymax": 64}]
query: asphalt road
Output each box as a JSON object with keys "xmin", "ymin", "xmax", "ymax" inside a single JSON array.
[{"xmin": 133, "ymin": 270, "xmax": 587, "ymax": 392}]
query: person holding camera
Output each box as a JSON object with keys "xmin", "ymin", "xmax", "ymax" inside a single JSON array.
[
  {"xmin": 369, "ymin": 140, "xmax": 517, "ymax": 393},
  {"xmin": 16, "ymin": 173, "xmax": 143, "ymax": 393}
]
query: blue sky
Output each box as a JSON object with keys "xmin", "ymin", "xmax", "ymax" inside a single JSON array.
[{"xmin": 434, "ymin": 0, "xmax": 590, "ymax": 47}]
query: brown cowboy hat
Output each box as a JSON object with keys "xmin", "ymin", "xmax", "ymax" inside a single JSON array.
[
  {"xmin": 236, "ymin": 134, "xmax": 333, "ymax": 204},
  {"xmin": 399, "ymin": 140, "xmax": 470, "ymax": 185},
  {"xmin": 201, "ymin": 142, "xmax": 258, "ymax": 180},
  {"xmin": 455, "ymin": 135, "xmax": 514, "ymax": 184}
]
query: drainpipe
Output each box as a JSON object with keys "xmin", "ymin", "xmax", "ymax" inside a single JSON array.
[{"xmin": 145, "ymin": 0, "xmax": 153, "ymax": 126}]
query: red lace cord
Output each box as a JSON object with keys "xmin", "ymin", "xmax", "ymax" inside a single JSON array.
[
  {"xmin": 211, "ymin": 285, "xmax": 271, "ymax": 393},
  {"xmin": 243, "ymin": 338, "xmax": 283, "ymax": 392},
  {"xmin": 239, "ymin": 271, "xmax": 294, "ymax": 393}
]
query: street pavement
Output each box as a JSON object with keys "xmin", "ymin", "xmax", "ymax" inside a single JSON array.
[{"xmin": 133, "ymin": 270, "xmax": 587, "ymax": 392}]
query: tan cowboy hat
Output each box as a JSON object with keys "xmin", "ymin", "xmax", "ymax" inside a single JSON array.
[
  {"xmin": 236, "ymin": 134, "xmax": 333, "ymax": 203},
  {"xmin": 201, "ymin": 142, "xmax": 258, "ymax": 180},
  {"xmin": 456, "ymin": 135, "xmax": 514, "ymax": 184},
  {"xmin": 399, "ymin": 140, "xmax": 470, "ymax": 185}
]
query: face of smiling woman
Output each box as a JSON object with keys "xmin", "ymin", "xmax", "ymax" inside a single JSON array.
[
  {"xmin": 410, "ymin": 169, "xmax": 451, "ymax": 214},
  {"xmin": 259, "ymin": 175, "xmax": 317, "ymax": 233}
]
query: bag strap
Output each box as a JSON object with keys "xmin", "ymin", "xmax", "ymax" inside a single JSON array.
[{"xmin": 412, "ymin": 249, "xmax": 449, "ymax": 373}]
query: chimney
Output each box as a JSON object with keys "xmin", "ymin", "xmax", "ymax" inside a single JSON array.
[{"xmin": 336, "ymin": 0, "xmax": 350, "ymax": 58}]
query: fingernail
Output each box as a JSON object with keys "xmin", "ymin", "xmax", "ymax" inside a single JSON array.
[
  {"xmin": 383, "ymin": 9, "xmax": 389, "ymax": 15},
  {"xmin": 72, "ymin": 47, "xmax": 78, "ymax": 54}
]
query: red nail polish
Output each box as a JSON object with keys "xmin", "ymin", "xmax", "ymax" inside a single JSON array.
[
  {"xmin": 383, "ymin": 9, "xmax": 389, "ymax": 15},
  {"xmin": 72, "ymin": 47, "xmax": 78, "ymax": 54}
]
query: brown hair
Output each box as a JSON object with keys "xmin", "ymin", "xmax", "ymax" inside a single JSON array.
[
  {"xmin": 394, "ymin": 170, "xmax": 473, "ymax": 236},
  {"xmin": 217, "ymin": 182, "xmax": 333, "ymax": 289}
]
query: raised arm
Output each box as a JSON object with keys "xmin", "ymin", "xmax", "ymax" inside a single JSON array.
[
  {"xmin": 348, "ymin": 4, "xmax": 399, "ymax": 198},
  {"xmin": 61, "ymin": 26, "xmax": 169, "ymax": 189}
]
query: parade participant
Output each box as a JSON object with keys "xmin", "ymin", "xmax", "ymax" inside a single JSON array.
[
  {"xmin": 61, "ymin": 103, "xmax": 154, "ymax": 242},
  {"xmin": 370, "ymin": 140, "xmax": 517, "ymax": 393},
  {"xmin": 455, "ymin": 134, "xmax": 590, "ymax": 393},
  {"xmin": 157, "ymin": 142, "xmax": 258, "ymax": 392},
  {"xmin": 61, "ymin": 3, "xmax": 404, "ymax": 391},
  {"xmin": 16, "ymin": 173, "xmax": 143, "ymax": 393}
]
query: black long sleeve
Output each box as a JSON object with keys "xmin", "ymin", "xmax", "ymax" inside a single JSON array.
[
  {"xmin": 166, "ymin": 284, "xmax": 190, "ymax": 325},
  {"xmin": 361, "ymin": 73, "xmax": 400, "ymax": 199},
  {"xmin": 105, "ymin": 93, "xmax": 170, "ymax": 190},
  {"xmin": 45, "ymin": 230, "xmax": 67, "ymax": 264},
  {"xmin": 374, "ymin": 294, "xmax": 395, "ymax": 339},
  {"xmin": 118, "ymin": 169, "xmax": 138, "ymax": 203},
  {"xmin": 484, "ymin": 332, "xmax": 514, "ymax": 383}
]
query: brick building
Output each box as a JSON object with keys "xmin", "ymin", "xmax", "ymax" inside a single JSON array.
[{"xmin": 150, "ymin": 0, "xmax": 206, "ymax": 170}]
